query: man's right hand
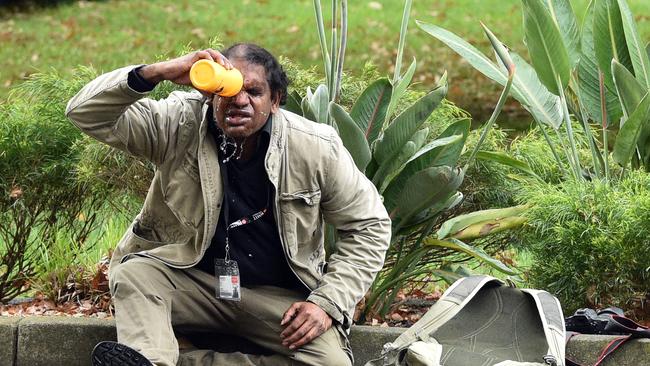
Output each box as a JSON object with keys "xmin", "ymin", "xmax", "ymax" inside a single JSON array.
[{"xmin": 137, "ymin": 49, "xmax": 233, "ymax": 86}]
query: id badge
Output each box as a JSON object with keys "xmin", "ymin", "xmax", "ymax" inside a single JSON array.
[{"xmin": 214, "ymin": 258, "xmax": 241, "ymax": 301}]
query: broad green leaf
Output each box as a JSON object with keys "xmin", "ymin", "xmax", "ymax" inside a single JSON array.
[
  {"xmin": 309, "ymin": 84, "xmax": 330, "ymax": 125},
  {"xmin": 383, "ymin": 134, "xmax": 462, "ymax": 202},
  {"xmin": 373, "ymin": 140, "xmax": 416, "ymax": 189},
  {"xmin": 350, "ymin": 78, "xmax": 392, "ymax": 145},
  {"xmin": 612, "ymin": 59, "xmax": 646, "ymax": 118},
  {"xmin": 374, "ymin": 128, "xmax": 429, "ymax": 191},
  {"xmin": 389, "ymin": 166, "xmax": 464, "ymax": 229},
  {"xmin": 593, "ymin": 0, "xmax": 631, "ymax": 92},
  {"xmin": 613, "ymin": 92, "xmax": 650, "ymax": 166},
  {"xmin": 475, "ymin": 150, "xmax": 542, "ymax": 180},
  {"xmin": 424, "ymin": 238, "xmax": 517, "ymax": 275},
  {"xmin": 481, "ymin": 22, "xmax": 514, "ymax": 75},
  {"xmin": 284, "ymin": 90, "xmax": 303, "ymax": 116},
  {"xmin": 424, "ymin": 118, "xmax": 470, "ymax": 167},
  {"xmin": 452, "ymin": 216, "xmax": 528, "ymax": 241},
  {"xmin": 437, "ymin": 205, "xmax": 529, "ymax": 239},
  {"xmin": 417, "ymin": 21, "xmax": 562, "ymax": 129},
  {"xmin": 386, "ymin": 58, "xmax": 417, "ymax": 123},
  {"xmin": 577, "ymin": 2, "xmax": 623, "ymax": 125},
  {"xmin": 417, "ymin": 21, "xmax": 507, "ymax": 84},
  {"xmin": 429, "ymin": 269, "xmax": 465, "ymax": 285},
  {"xmin": 301, "ymin": 90, "xmax": 317, "ymax": 122},
  {"xmin": 329, "ymin": 102, "xmax": 371, "ymax": 171},
  {"xmin": 383, "ymin": 119, "xmax": 470, "ymax": 205},
  {"xmin": 522, "ymin": 0, "xmax": 571, "ymax": 95},
  {"xmin": 510, "ymin": 53, "xmax": 564, "ymax": 129},
  {"xmin": 397, "ymin": 192, "xmax": 464, "ymax": 234},
  {"xmin": 617, "ymin": 0, "xmax": 650, "ymax": 88},
  {"xmin": 542, "ymin": 0, "xmax": 582, "ymax": 69},
  {"xmin": 521, "ymin": 6, "xmax": 570, "ymax": 90},
  {"xmin": 373, "ymin": 83, "xmax": 446, "ymax": 165}
]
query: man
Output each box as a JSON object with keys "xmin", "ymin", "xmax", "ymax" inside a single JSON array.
[{"xmin": 66, "ymin": 43, "xmax": 391, "ymax": 366}]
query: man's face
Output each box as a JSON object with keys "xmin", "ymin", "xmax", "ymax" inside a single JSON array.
[{"xmin": 212, "ymin": 59, "xmax": 279, "ymax": 141}]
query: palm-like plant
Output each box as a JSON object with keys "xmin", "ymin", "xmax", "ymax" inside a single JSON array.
[
  {"xmin": 286, "ymin": 0, "xmax": 520, "ymax": 319},
  {"xmin": 419, "ymin": 0, "xmax": 650, "ymax": 180}
]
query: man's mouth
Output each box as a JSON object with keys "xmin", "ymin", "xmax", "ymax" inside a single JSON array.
[{"xmin": 225, "ymin": 109, "xmax": 253, "ymax": 125}]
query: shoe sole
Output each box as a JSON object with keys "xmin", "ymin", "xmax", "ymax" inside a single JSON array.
[{"xmin": 92, "ymin": 341, "xmax": 152, "ymax": 366}]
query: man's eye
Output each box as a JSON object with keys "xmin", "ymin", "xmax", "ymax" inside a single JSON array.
[{"xmin": 247, "ymin": 89, "xmax": 262, "ymax": 96}]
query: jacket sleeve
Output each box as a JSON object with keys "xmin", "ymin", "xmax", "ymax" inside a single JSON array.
[
  {"xmin": 306, "ymin": 130, "xmax": 392, "ymax": 328},
  {"xmin": 65, "ymin": 65, "xmax": 197, "ymax": 165}
]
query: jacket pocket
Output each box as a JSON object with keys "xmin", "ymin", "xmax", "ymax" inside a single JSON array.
[
  {"xmin": 163, "ymin": 151, "xmax": 204, "ymax": 228},
  {"xmin": 279, "ymin": 189, "xmax": 323, "ymax": 257},
  {"xmin": 130, "ymin": 220, "xmax": 167, "ymax": 252}
]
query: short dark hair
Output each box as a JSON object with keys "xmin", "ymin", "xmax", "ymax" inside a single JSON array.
[{"xmin": 222, "ymin": 43, "xmax": 290, "ymax": 105}]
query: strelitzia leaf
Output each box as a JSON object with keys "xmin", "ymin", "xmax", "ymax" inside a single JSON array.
[
  {"xmin": 389, "ymin": 166, "xmax": 464, "ymax": 230},
  {"xmin": 612, "ymin": 59, "xmax": 646, "ymax": 119},
  {"xmin": 329, "ymin": 102, "xmax": 371, "ymax": 171},
  {"xmin": 417, "ymin": 21, "xmax": 562, "ymax": 129},
  {"xmin": 475, "ymin": 150, "xmax": 542, "ymax": 180},
  {"xmin": 382, "ymin": 119, "xmax": 470, "ymax": 205},
  {"xmin": 451, "ymin": 216, "xmax": 528, "ymax": 241},
  {"xmin": 424, "ymin": 238, "xmax": 517, "ymax": 275},
  {"xmin": 310, "ymin": 84, "xmax": 330, "ymax": 125},
  {"xmin": 284, "ymin": 90, "xmax": 303, "ymax": 116},
  {"xmin": 613, "ymin": 92, "xmax": 650, "ymax": 166},
  {"xmin": 481, "ymin": 22, "xmax": 514, "ymax": 75},
  {"xmin": 386, "ymin": 58, "xmax": 416, "ymax": 123},
  {"xmin": 576, "ymin": 2, "xmax": 623, "ymax": 125},
  {"xmin": 542, "ymin": 0, "xmax": 581, "ymax": 69},
  {"xmin": 301, "ymin": 88, "xmax": 317, "ymax": 122},
  {"xmin": 350, "ymin": 78, "xmax": 392, "ymax": 145},
  {"xmin": 373, "ymin": 82, "xmax": 446, "ymax": 165},
  {"xmin": 617, "ymin": 0, "xmax": 650, "ymax": 88},
  {"xmin": 593, "ymin": 0, "xmax": 632, "ymax": 92},
  {"xmin": 437, "ymin": 205, "xmax": 529, "ymax": 239},
  {"xmin": 521, "ymin": 0, "xmax": 571, "ymax": 95}
]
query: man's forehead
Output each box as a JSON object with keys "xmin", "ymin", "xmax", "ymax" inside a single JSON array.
[{"xmin": 238, "ymin": 63, "xmax": 269, "ymax": 88}]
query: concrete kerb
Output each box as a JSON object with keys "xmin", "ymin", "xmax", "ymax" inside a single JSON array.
[
  {"xmin": 1, "ymin": 317, "xmax": 649, "ymax": 365},
  {"xmin": 0, "ymin": 317, "xmax": 19, "ymax": 366}
]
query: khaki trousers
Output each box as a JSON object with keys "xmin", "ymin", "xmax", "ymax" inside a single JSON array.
[{"xmin": 109, "ymin": 257, "xmax": 352, "ymax": 366}]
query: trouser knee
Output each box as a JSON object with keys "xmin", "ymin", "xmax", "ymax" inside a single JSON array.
[{"xmin": 108, "ymin": 257, "xmax": 169, "ymax": 296}]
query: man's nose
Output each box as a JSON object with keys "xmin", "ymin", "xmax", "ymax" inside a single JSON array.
[{"xmin": 232, "ymin": 91, "xmax": 249, "ymax": 106}]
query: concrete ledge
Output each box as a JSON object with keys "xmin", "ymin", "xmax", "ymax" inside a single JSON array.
[
  {"xmin": 0, "ymin": 317, "xmax": 649, "ymax": 365},
  {"xmin": 0, "ymin": 317, "xmax": 19, "ymax": 366},
  {"xmin": 16, "ymin": 317, "xmax": 116, "ymax": 366}
]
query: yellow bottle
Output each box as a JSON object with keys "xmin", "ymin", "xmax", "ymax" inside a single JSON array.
[{"xmin": 189, "ymin": 59, "xmax": 243, "ymax": 97}]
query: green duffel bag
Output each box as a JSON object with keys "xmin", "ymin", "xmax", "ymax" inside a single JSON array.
[{"xmin": 366, "ymin": 275, "xmax": 565, "ymax": 366}]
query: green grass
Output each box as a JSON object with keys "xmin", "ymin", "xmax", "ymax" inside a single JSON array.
[{"xmin": 2, "ymin": 0, "xmax": 649, "ymax": 118}]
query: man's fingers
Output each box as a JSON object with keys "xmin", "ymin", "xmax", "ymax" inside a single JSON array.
[
  {"xmin": 288, "ymin": 326, "xmax": 320, "ymax": 350},
  {"xmin": 206, "ymin": 49, "xmax": 232, "ymax": 69},
  {"xmin": 282, "ymin": 318, "xmax": 314, "ymax": 348},
  {"xmin": 194, "ymin": 50, "xmax": 214, "ymax": 63},
  {"xmin": 280, "ymin": 309, "xmax": 308, "ymax": 338},
  {"xmin": 280, "ymin": 303, "xmax": 300, "ymax": 326}
]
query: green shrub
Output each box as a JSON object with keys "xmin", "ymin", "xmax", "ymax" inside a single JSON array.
[
  {"xmin": 519, "ymin": 171, "xmax": 650, "ymax": 314},
  {"xmin": 0, "ymin": 67, "xmax": 110, "ymax": 302}
]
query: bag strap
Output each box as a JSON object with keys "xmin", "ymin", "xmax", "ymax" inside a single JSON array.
[
  {"xmin": 522, "ymin": 289, "xmax": 566, "ymax": 365},
  {"xmin": 592, "ymin": 334, "xmax": 632, "ymax": 366}
]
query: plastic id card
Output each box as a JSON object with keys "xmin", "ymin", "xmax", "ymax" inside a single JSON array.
[{"xmin": 214, "ymin": 258, "xmax": 241, "ymax": 301}]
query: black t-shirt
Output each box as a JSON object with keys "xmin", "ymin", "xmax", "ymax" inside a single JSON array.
[{"xmin": 196, "ymin": 115, "xmax": 307, "ymax": 293}]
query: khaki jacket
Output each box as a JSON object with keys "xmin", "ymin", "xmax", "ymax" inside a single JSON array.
[{"xmin": 65, "ymin": 66, "xmax": 391, "ymax": 328}]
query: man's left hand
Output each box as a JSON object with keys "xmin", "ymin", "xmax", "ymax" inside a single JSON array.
[{"xmin": 280, "ymin": 301, "xmax": 333, "ymax": 350}]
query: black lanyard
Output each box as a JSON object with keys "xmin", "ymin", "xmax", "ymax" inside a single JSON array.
[{"xmin": 220, "ymin": 159, "xmax": 270, "ymax": 262}]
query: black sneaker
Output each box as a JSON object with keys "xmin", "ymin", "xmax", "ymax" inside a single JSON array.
[{"xmin": 91, "ymin": 341, "xmax": 153, "ymax": 366}]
